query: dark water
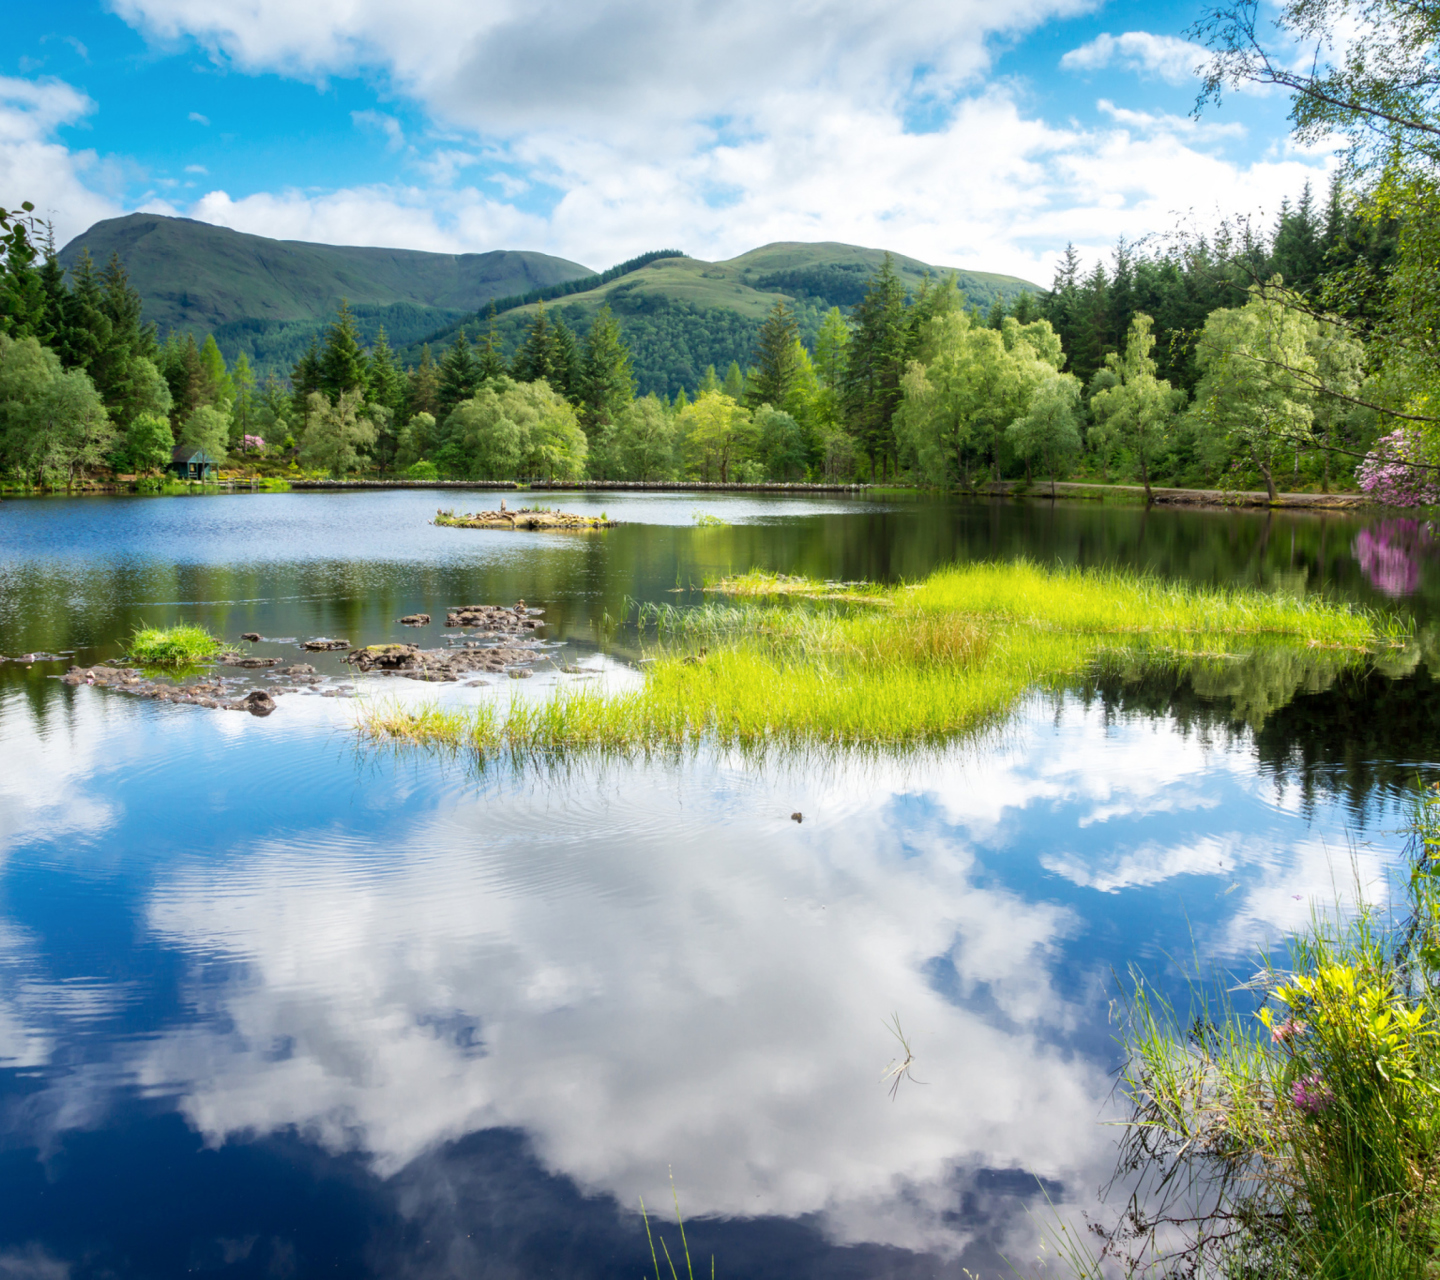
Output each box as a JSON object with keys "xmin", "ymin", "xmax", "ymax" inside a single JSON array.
[{"xmin": 1, "ymin": 490, "xmax": 1438, "ymax": 1279}]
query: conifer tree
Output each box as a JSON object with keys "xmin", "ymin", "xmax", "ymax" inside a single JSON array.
[
  {"xmin": 512, "ymin": 301, "xmax": 558, "ymax": 384},
  {"xmin": 291, "ymin": 337, "xmax": 323, "ymax": 429},
  {"xmin": 722, "ymin": 361, "xmax": 745, "ymax": 402},
  {"xmin": 476, "ymin": 304, "xmax": 506, "ymax": 383},
  {"xmin": 552, "ymin": 319, "xmax": 579, "ymax": 398},
  {"xmin": 229, "ymin": 352, "xmax": 256, "ymax": 445},
  {"xmin": 319, "ymin": 300, "xmax": 368, "ymax": 400},
  {"xmin": 199, "ymin": 334, "xmax": 234, "ymax": 408},
  {"xmin": 35, "ymin": 231, "xmax": 69, "ymax": 351},
  {"xmin": 672, "ymin": 388, "xmax": 689, "ymax": 412},
  {"xmin": 438, "ymin": 328, "xmax": 479, "ymax": 413},
  {"xmin": 59, "ymin": 250, "xmax": 112, "ymax": 373},
  {"xmin": 366, "ymin": 326, "xmax": 404, "ymax": 415},
  {"xmin": 408, "ymin": 344, "xmax": 441, "ymax": 418},
  {"xmin": 578, "ymin": 306, "xmax": 635, "ymax": 439},
  {"xmin": 749, "ymin": 301, "xmax": 799, "ymax": 407},
  {"xmin": 844, "ymin": 253, "xmax": 910, "ymax": 478},
  {"xmin": 0, "ymin": 215, "xmax": 45, "ymax": 339},
  {"xmin": 698, "ymin": 365, "xmax": 720, "ymax": 395}
]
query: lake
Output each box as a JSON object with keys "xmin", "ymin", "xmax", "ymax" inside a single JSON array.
[{"xmin": 1, "ymin": 489, "xmax": 1437, "ymax": 1279}]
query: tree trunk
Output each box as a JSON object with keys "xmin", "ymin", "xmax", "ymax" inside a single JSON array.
[
  {"xmin": 992, "ymin": 427, "xmax": 1001, "ymax": 482},
  {"xmin": 1139, "ymin": 455, "xmax": 1154, "ymax": 506}
]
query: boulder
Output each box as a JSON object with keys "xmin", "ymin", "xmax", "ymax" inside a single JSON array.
[
  {"xmin": 399, "ymin": 614, "xmax": 431, "ymax": 626},
  {"xmin": 241, "ymin": 690, "xmax": 276, "ymax": 716}
]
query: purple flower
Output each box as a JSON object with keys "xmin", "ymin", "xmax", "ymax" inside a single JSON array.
[
  {"xmin": 1272, "ymin": 1018, "xmax": 1308, "ymax": 1045},
  {"xmin": 1356, "ymin": 427, "xmax": 1440, "ymax": 508},
  {"xmin": 1292, "ymin": 1073, "xmax": 1334, "ymax": 1116}
]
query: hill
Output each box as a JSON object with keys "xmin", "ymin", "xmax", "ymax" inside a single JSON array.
[
  {"xmin": 58, "ymin": 213, "xmax": 594, "ymax": 379},
  {"xmin": 407, "ymin": 241, "xmax": 1041, "ymax": 397}
]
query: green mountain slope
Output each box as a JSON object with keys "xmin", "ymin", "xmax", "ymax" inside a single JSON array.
[{"xmin": 409, "ymin": 241, "xmax": 1040, "ymax": 397}]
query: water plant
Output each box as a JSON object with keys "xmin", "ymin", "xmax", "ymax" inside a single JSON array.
[
  {"xmin": 1103, "ymin": 786, "xmax": 1440, "ymax": 1279},
  {"xmin": 126, "ymin": 623, "xmax": 231, "ymax": 667},
  {"xmin": 355, "ymin": 560, "xmax": 1405, "ymax": 759}
]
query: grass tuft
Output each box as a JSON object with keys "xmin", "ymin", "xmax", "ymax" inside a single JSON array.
[{"xmin": 126, "ymin": 623, "xmax": 231, "ymax": 667}]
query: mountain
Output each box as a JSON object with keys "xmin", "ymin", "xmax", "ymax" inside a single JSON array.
[
  {"xmin": 409, "ymin": 242, "xmax": 1042, "ymax": 398},
  {"xmin": 59, "ymin": 215, "xmax": 1042, "ymax": 396},
  {"xmin": 58, "ymin": 213, "xmax": 594, "ymax": 380}
]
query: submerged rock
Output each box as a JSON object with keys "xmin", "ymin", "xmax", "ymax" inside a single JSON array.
[
  {"xmin": 239, "ymin": 690, "xmax": 276, "ymax": 716},
  {"xmin": 219, "ymin": 654, "xmax": 282, "ymax": 668},
  {"xmin": 240, "ymin": 632, "xmax": 261, "ymax": 642},
  {"xmin": 399, "ymin": 614, "xmax": 431, "ymax": 626},
  {"xmin": 302, "ymin": 638, "xmax": 351, "ymax": 651}
]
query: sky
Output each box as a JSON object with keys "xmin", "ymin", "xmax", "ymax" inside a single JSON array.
[{"xmin": 2, "ymin": 0, "xmax": 1332, "ymax": 285}]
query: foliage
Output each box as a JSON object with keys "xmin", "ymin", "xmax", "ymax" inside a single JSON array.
[
  {"xmin": 0, "ymin": 333, "xmax": 114, "ymax": 486},
  {"xmin": 126, "ymin": 623, "xmax": 230, "ymax": 667},
  {"xmin": 577, "ymin": 305, "xmax": 634, "ymax": 438},
  {"xmin": 178, "ymin": 404, "xmax": 229, "ymax": 459},
  {"xmin": 1089, "ymin": 313, "xmax": 1181, "ymax": 502},
  {"xmin": 593, "ymin": 393, "xmax": 674, "ymax": 481},
  {"xmin": 1006, "ymin": 373, "xmax": 1083, "ymax": 488},
  {"xmin": 123, "ymin": 411, "xmax": 175, "ymax": 475},
  {"xmin": 437, "ymin": 377, "xmax": 586, "ymax": 481},
  {"xmin": 678, "ymin": 391, "xmax": 757, "ymax": 482},
  {"xmin": 299, "ymin": 389, "xmax": 377, "ymax": 478},
  {"xmin": 1106, "ymin": 785, "xmax": 1440, "ymax": 1279}
]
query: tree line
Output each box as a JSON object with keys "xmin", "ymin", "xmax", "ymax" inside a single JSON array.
[{"xmin": 1, "ymin": 0, "xmax": 1433, "ymax": 498}]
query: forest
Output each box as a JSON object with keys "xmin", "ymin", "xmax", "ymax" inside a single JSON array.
[{"xmin": 0, "ymin": 0, "xmax": 1434, "ymax": 503}]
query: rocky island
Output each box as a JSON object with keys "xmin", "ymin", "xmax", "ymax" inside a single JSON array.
[{"xmin": 433, "ymin": 504, "xmax": 619, "ymax": 530}]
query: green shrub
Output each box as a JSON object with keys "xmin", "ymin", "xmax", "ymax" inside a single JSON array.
[
  {"xmin": 126, "ymin": 623, "xmax": 230, "ymax": 666},
  {"xmin": 406, "ymin": 460, "xmax": 439, "ymax": 480}
]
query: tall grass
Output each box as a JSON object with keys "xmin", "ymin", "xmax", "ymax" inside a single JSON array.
[
  {"xmin": 355, "ymin": 561, "xmax": 1404, "ymax": 760},
  {"xmin": 1106, "ymin": 787, "xmax": 1440, "ymax": 1279},
  {"xmin": 126, "ymin": 623, "xmax": 231, "ymax": 666}
]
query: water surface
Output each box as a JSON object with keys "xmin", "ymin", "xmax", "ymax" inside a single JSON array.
[{"xmin": 0, "ymin": 490, "xmax": 1436, "ymax": 1278}]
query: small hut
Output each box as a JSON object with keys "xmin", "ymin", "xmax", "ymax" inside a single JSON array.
[{"xmin": 169, "ymin": 446, "xmax": 221, "ymax": 481}]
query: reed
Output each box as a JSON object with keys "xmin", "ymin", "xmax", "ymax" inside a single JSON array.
[{"xmin": 355, "ymin": 561, "xmax": 1403, "ymax": 759}]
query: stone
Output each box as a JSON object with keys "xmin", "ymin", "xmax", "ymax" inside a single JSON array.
[
  {"xmin": 240, "ymin": 632, "xmax": 261, "ymax": 642},
  {"xmin": 399, "ymin": 614, "xmax": 431, "ymax": 626},
  {"xmin": 241, "ymin": 690, "xmax": 276, "ymax": 716},
  {"xmin": 302, "ymin": 638, "xmax": 350, "ymax": 651}
]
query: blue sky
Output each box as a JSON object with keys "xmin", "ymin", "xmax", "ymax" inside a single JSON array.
[{"xmin": 3, "ymin": 0, "xmax": 1329, "ymax": 283}]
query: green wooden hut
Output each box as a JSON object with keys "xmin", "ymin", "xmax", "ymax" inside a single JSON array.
[{"xmin": 169, "ymin": 446, "xmax": 221, "ymax": 481}]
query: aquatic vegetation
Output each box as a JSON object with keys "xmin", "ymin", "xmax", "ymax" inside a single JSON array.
[
  {"xmin": 356, "ymin": 561, "xmax": 1403, "ymax": 759},
  {"xmin": 1104, "ymin": 787, "xmax": 1440, "ymax": 1279},
  {"xmin": 125, "ymin": 623, "xmax": 231, "ymax": 666}
]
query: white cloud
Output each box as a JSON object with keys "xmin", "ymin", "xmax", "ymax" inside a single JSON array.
[
  {"xmin": 350, "ymin": 107, "xmax": 403, "ymax": 150},
  {"xmin": 183, "ymin": 162, "xmax": 207, "ymax": 174},
  {"xmin": 187, "ymin": 110, "xmax": 209, "ymax": 125},
  {"xmin": 0, "ymin": 76, "xmax": 121, "ymax": 242},
  {"xmin": 1061, "ymin": 31, "xmax": 1205, "ymax": 85}
]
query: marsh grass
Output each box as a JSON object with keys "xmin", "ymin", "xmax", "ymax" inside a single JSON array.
[
  {"xmin": 126, "ymin": 623, "xmax": 231, "ymax": 667},
  {"xmin": 1103, "ymin": 788, "xmax": 1440, "ymax": 1279},
  {"xmin": 355, "ymin": 561, "xmax": 1404, "ymax": 761}
]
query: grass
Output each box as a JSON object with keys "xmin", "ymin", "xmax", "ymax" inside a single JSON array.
[
  {"xmin": 355, "ymin": 560, "xmax": 1404, "ymax": 762},
  {"xmin": 125, "ymin": 623, "xmax": 232, "ymax": 667},
  {"xmin": 1104, "ymin": 786, "xmax": 1440, "ymax": 1279}
]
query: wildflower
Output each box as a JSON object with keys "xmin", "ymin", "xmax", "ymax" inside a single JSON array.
[
  {"xmin": 1292, "ymin": 1073, "xmax": 1333, "ymax": 1116},
  {"xmin": 1271, "ymin": 1018, "xmax": 1308, "ymax": 1045}
]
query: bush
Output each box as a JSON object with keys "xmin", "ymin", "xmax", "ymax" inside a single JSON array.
[
  {"xmin": 126, "ymin": 623, "xmax": 231, "ymax": 666},
  {"xmin": 406, "ymin": 460, "xmax": 439, "ymax": 480}
]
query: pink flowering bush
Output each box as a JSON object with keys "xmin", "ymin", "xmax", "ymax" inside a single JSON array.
[
  {"xmin": 1351, "ymin": 518, "xmax": 1438, "ymax": 596},
  {"xmin": 241, "ymin": 434, "xmax": 266, "ymax": 455},
  {"xmin": 1355, "ymin": 425, "xmax": 1440, "ymax": 507}
]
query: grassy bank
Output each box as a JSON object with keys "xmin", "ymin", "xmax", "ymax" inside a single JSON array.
[
  {"xmin": 355, "ymin": 561, "xmax": 1403, "ymax": 759},
  {"xmin": 1106, "ymin": 787, "xmax": 1440, "ymax": 1279}
]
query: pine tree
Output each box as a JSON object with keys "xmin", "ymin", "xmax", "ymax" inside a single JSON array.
[
  {"xmin": 199, "ymin": 334, "xmax": 234, "ymax": 408},
  {"xmin": 438, "ymin": 328, "xmax": 479, "ymax": 413},
  {"xmin": 749, "ymin": 300, "xmax": 799, "ymax": 407},
  {"xmin": 319, "ymin": 299, "xmax": 369, "ymax": 399},
  {"xmin": 578, "ymin": 306, "xmax": 635, "ymax": 438},
  {"xmin": 35, "ymin": 228, "xmax": 69, "ymax": 351},
  {"xmin": 367, "ymin": 325, "xmax": 404, "ymax": 414},
  {"xmin": 986, "ymin": 297, "xmax": 1007, "ymax": 330},
  {"xmin": 844, "ymin": 253, "xmax": 910, "ymax": 478},
  {"xmin": 476, "ymin": 303, "xmax": 506, "ymax": 383},
  {"xmin": 59, "ymin": 250, "xmax": 112, "ymax": 373},
  {"xmin": 672, "ymin": 388, "xmax": 689, "ymax": 412},
  {"xmin": 698, "ymin": 365, "xmax": 720, "ymax": 395},
  {"xmin": 552, "ymin": 319, "xmax": 579, "ymax": 398},
  {"xmin": 408, "ymin": 344, "xmax": 441, "ymax": 417},
  {"xmin": 230, "ymin": 352, "xmax": 256, "ymax": 445},
  {"xmin": 291, "ymin": 338, "xmax": 323, "ymax": 428},
  {"xmin": 722, "ymin": 361, "xmax": 745, "ymax": 402},
  {"xmin": 0, "ymin": 214, "xmax": 45, "ymax": 339},
  {"xmin": 512, "ymin": 301, "xmax": 558, "ymax": 383}
]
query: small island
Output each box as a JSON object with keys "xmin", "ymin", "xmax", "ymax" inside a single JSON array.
[{"xmin": 433, "ymin": 505, "xmax": 619, "ymax": 530}]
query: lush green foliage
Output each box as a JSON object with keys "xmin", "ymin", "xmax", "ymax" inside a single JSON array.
[
  {"xmin": 355, "ymin": 560, "xmax": 1397, "ymax": 759},
  {"xmin": 1109, "ymin": 786, "xmax": 1440, "ymax": 1278},
  {"xmin": 126, "ymin": 623, "xmax": 230, "ymax": 666}
]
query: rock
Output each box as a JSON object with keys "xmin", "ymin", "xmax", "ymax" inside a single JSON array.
[
  {"xmin": 506, "ymin": 668, "xmax": 533, "ymax": 679},
  {"xmin": 240, "ymin": 632, "xmax": 261, "ymax": 642},
  {"xmin": 302, "ymin": 638, "xmax": 350, "ymax": 651},
  {"xmin": 220, "ymin": 655, "xmax": 281, "ymax": 668},
  {"xmin": 399, "ymin": 614, "xmax": 431, "ymax": 626},
  {"xmin": 345, "ymin": 644, "xmax": 420, "ymax": 672},
  {"xmin": 279, "ymin": 664, "xmax": 315, "ymax": 675},
  {"xmin": 791, "ymin": 812, "xmax": 803, "ymax": 823},
  {"xmin": 241, "ymin": 690, "xmax": 276, "ymax": 716}
]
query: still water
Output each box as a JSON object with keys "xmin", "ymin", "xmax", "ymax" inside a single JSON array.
[{"xmin": 1, "ymin": 490, "xmax": 1438, "ymax": 1278}]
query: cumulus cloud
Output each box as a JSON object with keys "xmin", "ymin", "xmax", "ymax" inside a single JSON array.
[
  {"xmin": 350, "ymin": 107, "xmax": 403, "ymax": 150},
  {"xmin": 1061, "ymin": 31, "xmax": 1206, "ymax": 85},
  {"xmin": 0, "ymin": 76, "xmax": 121, "ymax": 242},
  {"xmin": 187, "ymin": 110, "xmax": 209, "ymax": 125},
  {"xmin": 111, "ymin": 0, "xmax": 1092, "ymax": 138}
]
